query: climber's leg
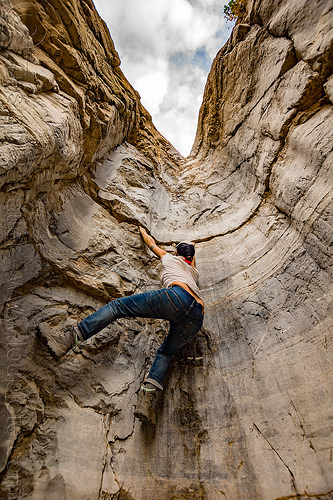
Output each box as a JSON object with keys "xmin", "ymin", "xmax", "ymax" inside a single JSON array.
[
  {"xmin": 144, "ymin": 303, "xmax": 203, "ymax": 390},
  {"xmin": 40, "ymin": 286, "xmax": 202, "ymax": 362},
  {"xmin": 77, "ymin": 285, "xmax": 196, "ymax": 339},
  {"xmin": 133, "ymin": 305, "xmax": 203, "ymax": 423}
]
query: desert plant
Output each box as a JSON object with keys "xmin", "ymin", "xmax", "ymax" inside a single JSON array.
[{"xmin": 223, "ymin": 0, "xmax": 246, "ymax": 22}]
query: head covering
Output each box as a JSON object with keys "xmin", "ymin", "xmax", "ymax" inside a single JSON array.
[{"xmin": 176, "ymin": 241, "xmax": 195, "ymax": 260}]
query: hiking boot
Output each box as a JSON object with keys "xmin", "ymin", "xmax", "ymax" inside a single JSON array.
[
  {"xmin": 41, "ymin": 325, "xmax": 84, "ymax": 359},
  {"xmin": 134, "ymin": 386, "xmax": 157, "ymax": 424}
]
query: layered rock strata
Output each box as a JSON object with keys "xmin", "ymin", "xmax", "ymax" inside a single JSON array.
[{"xmin": 0, "ymin": 0, "xmax": 332, "ymax": 499}]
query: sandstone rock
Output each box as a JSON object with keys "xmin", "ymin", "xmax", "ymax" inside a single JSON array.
[
  {"xmin": 0, "ymin": 0, "xmax": 36, "ymax": 62},
  {"xmin": 0, "ymin": 50, "xmax": 59, "ymax": 91},
  {"xmin": 0, "ymin": 0, "xmax": 332, "ymax": 499},
  {"xmin": 246, "ymin": 0, "xmax": 333, "ymax": 78},
  {"xmin": 324, "ymin": 74, "xmax": 333, "ymax": 103}
]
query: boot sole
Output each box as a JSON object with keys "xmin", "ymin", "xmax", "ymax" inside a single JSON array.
[{"xmin": 134, "ymin": 408, "xmax": 155, "ymax": 424}]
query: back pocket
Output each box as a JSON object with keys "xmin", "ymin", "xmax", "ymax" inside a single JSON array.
[{"xmin": 179, "ymin": 319, "xmax": 202, "ymax": 344}]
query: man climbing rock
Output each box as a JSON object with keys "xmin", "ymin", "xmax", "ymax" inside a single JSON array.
[{"xmin": 41, "ymin": 227, "xmax": 204, "ymax": 424}]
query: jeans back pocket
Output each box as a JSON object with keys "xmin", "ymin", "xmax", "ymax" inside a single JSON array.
[{"xmin": 179, "ymin": 317, "xmax": 203, "ymax": 344}]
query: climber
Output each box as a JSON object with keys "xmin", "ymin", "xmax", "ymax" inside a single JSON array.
[{"xmin": 41, "ymin": 227, "xmax": 204, "ymax": 424}]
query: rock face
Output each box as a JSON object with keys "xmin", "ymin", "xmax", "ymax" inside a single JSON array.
[{"xmin": 0, "ymin": 0, "xmax": 332, "ymax": 499}]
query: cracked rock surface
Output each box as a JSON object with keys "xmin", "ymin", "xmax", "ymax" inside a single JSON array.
[{"xmin": 0, "ymin": 0, "xmax": 332, "ymax": 499}]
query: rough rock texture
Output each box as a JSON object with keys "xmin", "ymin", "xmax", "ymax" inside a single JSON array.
[{"xmin": 0, "ymin": 0, "xmax": 332, "ymax": 499}]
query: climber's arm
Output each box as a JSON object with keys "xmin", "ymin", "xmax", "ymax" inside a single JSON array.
[{"xmin": 139, "ymin": 227, "xmax": 167, "ymax": 259}]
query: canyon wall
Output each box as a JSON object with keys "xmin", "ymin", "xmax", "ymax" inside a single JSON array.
[{"xmin": 0, "ymin": 0, "xmax": 332, "ymax": 498}]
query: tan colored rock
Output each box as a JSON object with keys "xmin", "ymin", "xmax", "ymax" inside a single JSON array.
[
  {"xmin": 0, "ymin": 0, "xmax": 36, "ymax": 61},
  {"xmin": 324, "ymin": 74, "xmax": 333, "ymax": 103},
  {"xmin": 246, "ymin": 0, "xmax": 333, "ymax": 78},
  {"xmin": 0, "ymin": 49, "xmax": 59, "ymax": 91}
]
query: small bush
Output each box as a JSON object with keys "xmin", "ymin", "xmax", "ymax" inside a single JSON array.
[{"xmin": 223, "ymin": 0, "xmax": 246, "ymax": 22}]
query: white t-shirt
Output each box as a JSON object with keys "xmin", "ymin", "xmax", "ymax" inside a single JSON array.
[{"xmin": 160, "ymin": 253, "xmax": 203, "ymax": 300}]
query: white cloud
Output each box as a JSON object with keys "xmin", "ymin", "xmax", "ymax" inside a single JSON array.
[
  {"xmin": 93, "ymin": 0, "xmax": 230, "ymax": 156},
  {"xmin": 136, "ymin": 72, "xmax": 168, "ymax": 116},
  {"xmin": 154, "ymin": 110, "xmax": 198, "ymax": 157}
]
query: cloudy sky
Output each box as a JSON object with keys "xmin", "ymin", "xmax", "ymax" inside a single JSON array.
[{"xmin": 93, "ymin": 0, "xmax": 232, "ymax": 157}]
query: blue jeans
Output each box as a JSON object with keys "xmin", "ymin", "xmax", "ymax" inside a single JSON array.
[{"xmin": 77, "ymin": 286, "xmax": 204, "ymax": 390}]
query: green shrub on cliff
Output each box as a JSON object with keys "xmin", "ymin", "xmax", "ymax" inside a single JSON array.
[{"xmin": 223, "ymin": 0, "xmax": 246, "ymax": 22}]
